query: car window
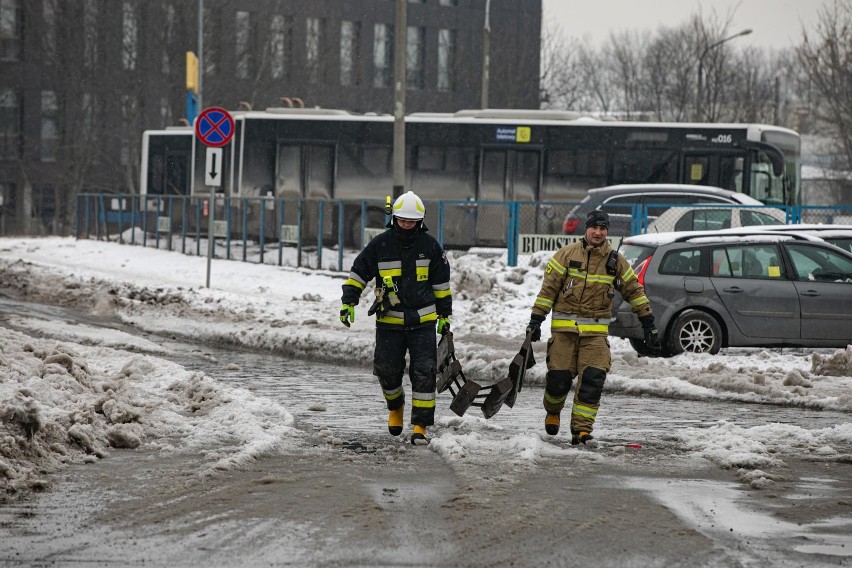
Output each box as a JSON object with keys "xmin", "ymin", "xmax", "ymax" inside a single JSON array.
[
  {"xmin": 601, "ymin": 195, "xmax": 636, "ymax": 215},
  {"xmin": 711, "ymin": 244, "xmax": 785, "ymax": 279},
  {"xmin": 823, "ymin": 237, "xmax": 852, "ymax": 254},
  {"xmin": 674, "ymin": 209, "xmax": 732, "ymax": 231},
  {"xmin": 659, "ymin": 248, "xmax": 701, "ymax": 275},
  {"xmin": 741, "ymin": 210, "xmax": 784, "ymax": 226},
  {"xmin": 785, "ymin": 243, "xmax": 852, "ymax": 283}
]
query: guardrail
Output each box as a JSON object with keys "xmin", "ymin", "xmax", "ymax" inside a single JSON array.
[{"xmin": 75, "ymin": 194, "xmax": 851, "ymax": 269}]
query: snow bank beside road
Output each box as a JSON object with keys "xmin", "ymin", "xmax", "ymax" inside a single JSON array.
[{"xmin": 0, "ymin": 326, "xmax": 298, "ymax": 499}]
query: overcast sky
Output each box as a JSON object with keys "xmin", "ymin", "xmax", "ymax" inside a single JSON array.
[{"xmin": 541, "ymin": 0, "xmax": 833, "ymax": 50}]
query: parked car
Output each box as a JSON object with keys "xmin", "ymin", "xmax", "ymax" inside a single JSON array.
[
  {"xmin": 562, "ymin": 184, "xmax": 767, "ymax": 236},
  {"xmin": 726, "ymin": 224, "xmax": 852, "ymax": 254},
  {"xmin": 646, "ymin": 206, "xmax": 787, "ymax": 233},
  {"xmin": 611, "ymin": 229, "xmax": 852, "ymax": 356}
]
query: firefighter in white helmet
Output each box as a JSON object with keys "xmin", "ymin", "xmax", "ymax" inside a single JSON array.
[{"xmin": 340, "ymin": 191, "xmax": 452, "ymax": 445}]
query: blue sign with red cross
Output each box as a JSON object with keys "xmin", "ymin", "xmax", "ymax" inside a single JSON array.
[{"xmin": 195, "ymin": 107, "xmax": 235, "ymax": 148}]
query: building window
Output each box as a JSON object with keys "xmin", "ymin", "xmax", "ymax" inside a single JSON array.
[
  {"xmin": 0, "ymin": 88, "xmax": 20, "ymax": 159},
  {"xmin": 340, "ymin": 20, "xmax": 361, "ymax": 87},
  {"xmin": 83, "ymin": 0, "xmax": 98, "ymax": 69},
  {"xmin": 121, "ymin": 2, "xmax": 138, "ymax": 71},
  {"xmin": 439, "ymin": 0, "xmax": 458, "ymax": 5},
  {"xmin": 160, "ymin": 97, "xmax": 172, "ymax": 127},
  {"xmin": 81, "ymin": 93, "xmax": 98, "ymax": 159},
  {"xmin": 437, "ymin": 29, "xmax": 456, "ymax": 92},
  {"xmin": 202, "ymin": 7, "xmax": 216, "ymax": 76},
  {"xmin": 120, "ymin": 95, "xmax": 137, "ymax": 166},
  {"xmin": 235, "ymin": 11, "xmax": 251, "ymax": 79},
  {"xmin": 270, "ymin": 15, "xmax": 292, "ymax": 80},
  {"xmin": 0, "ymin": 0, "xmax": 22, "ymax": 61},
  {"xmin": 42, "ymin": 0, "xmax": 59, "ymax": 65},
  {"xmin": 373, "ymin": 23, "xmax": 392, "ymax": 88},
  {"xmin": 406, "ymin": 26, "xmax": 425, "ymax": 90},
  {"xmin": 306, "ymin": 18, "xmax": 325, "ymax": 84},
  {"xmin": 41, "ymin": 91, "xmax": 59, "ymax": 162},
  {"xmin": 162, "ymin": 3, "xmax": 175, "ymax": 74}
]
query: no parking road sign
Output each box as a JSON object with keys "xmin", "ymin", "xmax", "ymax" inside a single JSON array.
[{"xmin": 195, "ymin": 107, "xmax": 234, "ymax": 147}]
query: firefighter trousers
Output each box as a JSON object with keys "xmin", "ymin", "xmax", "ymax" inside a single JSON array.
[
  {"xmin": 373, "ymin": 325, "xmax": 437, "ymax": 427},
  {"xmin": 544, "ymin": 332, "xmax": 612, "ymax": 434}
]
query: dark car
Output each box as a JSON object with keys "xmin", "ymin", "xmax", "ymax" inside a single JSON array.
[
  {"xmin": 562, "ymin": 184, "xmax": 766, "ymax": 236},
  {"xmin": 611, "ymin": 230, "xmax": 852, "ymax": 356}
]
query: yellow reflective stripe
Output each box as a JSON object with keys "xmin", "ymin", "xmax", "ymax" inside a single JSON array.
[
  {"xmin": 346, "ymin": 271, "xmax": 366, "ymax": 286},
  {"xmin": 544, "ymin": 391, "xmax": 568, "ymax": 405},
  {"xmin": 552, "ymin": 319, "xmax": 577, "ymax": 328},
  {"xmin": 567, "ymin": 268, "xmax": 585, "ymax": 279},
  {"xmin": 379, "ymin": 268, "xmax": 402, "ymax": 278},
  {"xmin": 383, "ymin": 387, "xmax": 403, "ymax": 401},
  {"xmin": 412, "ymin": 398, "xmax": 436, "ymax": 408},
  {"xmin": 629, "ymin": 295, "xmax": 649, "ymax": 307},
  {"xmin": 344, "ymin": 278, "xmax": 365, "ymax": 290},
  {"xmin": 546, "ymin": 258, "xmax": 566, "ymax": 275},
  {"xmin": 586, "ymin": 274, "xmax": 614, "ymax": 285},
  {"xmin": 535, "ymin": 296, "xmax": 554, "ymax": 309},
  {"xmin": 577, "ymin": 323, "xmax": 608, "ymax": 333},
  {"xmin": 572, "ymin": 403, "xmax": 597, "ymax": 419},
  {"xmin": 433, "ymin": 289, "xmax": 452, "ymax": 299},
  {"xmin": 420, "ymin": 312, "xmax": 437, "ymax": 323},
  {"xmin": 621, "ymin": 267, "xmax": 637, "ymax": 283},
  {"xmin": 416, "ymin": 266, "xmax": 429, "ymax": 281},
  {"xmin": 377, "ymin": 313, "xmax": 405, "ymax": 325}
]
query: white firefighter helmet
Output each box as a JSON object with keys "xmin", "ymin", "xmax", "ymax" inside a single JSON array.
[{"xmin": 392, "ymin": 191, "xmax": 425, "ymax": 221}]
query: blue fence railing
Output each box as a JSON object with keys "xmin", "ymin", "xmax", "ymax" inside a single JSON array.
[{"xmin": 75, "ymin": 194, "xmax": 852, "ymax": 269}]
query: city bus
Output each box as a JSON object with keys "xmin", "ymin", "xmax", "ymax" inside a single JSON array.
[{"xmin": 140, "ymin": 108, "xmax": 801, "ymax": 246}]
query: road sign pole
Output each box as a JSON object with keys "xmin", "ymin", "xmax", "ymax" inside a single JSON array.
[
  {"xmin": 194, "ymin": 107, "xmax": 235, "ymax": 289},
  {"xmin": 206, "ymin": 184, "xmax": 214, "ymax": 288}
]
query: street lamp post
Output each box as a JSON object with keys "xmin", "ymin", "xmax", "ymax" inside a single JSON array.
[
  {"xmin": 695, "ymin": 29, "xmax": 752, "ymax": 121},
  {"xmin": 481, "ymin": 0, "xmax": 491, "ymax": 109}
]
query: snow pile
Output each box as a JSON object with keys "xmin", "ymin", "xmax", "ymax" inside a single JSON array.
[
  {"xmin": 0, "ymin": 326, "xmax": 299, "ymax": 499},
  {"xmin": 812, "ymin": 345, "xmax": 852, "ymax": 377}
]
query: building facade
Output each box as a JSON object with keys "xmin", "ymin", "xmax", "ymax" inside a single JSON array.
[{"xmin": 0, "ymin": 0, "xmax": 542, "ymax": 235}]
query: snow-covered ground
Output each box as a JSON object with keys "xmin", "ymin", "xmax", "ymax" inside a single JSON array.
[{"xmin": 1, "ymin": 235, "xmax": 851, "ymax": 499}]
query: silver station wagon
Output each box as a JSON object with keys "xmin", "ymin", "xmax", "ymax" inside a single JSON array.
[{"xmin": 611, "ymin": 230, "xmax": 852, "ymax": 356}]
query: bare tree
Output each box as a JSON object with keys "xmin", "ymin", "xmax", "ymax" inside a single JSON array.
[
  {"xmin": 642, "ymin": 27, "xmax": 698, "ymax": 121},
  {"xmin": 603, "ymin": 30, "xmax": 649, "ymax": 117},
  {"xmin": 539, "ymin": 23, "xmax": 586, "ymax": 110},
  {"xmin": 797, "ymin": 0, "xmax": 852, "ymax": 174}
]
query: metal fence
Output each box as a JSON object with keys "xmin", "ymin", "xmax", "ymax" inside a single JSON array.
[{"xmin": 75, "ymin": 194, "xmax": 852, "ymax": 270}]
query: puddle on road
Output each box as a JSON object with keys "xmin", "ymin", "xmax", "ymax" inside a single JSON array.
[{"xmin": 623, "ymin": 477, "xmax": 852, "ymax": 559}]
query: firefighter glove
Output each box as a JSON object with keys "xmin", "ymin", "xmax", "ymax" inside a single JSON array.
[
  {"xmin": 340, "ymin": 304, "xmax": 355, "ymax": 328},
  {"xmin": 526, "ymin": 313, "xmax": 546, "ymax": 342},
  {"xmin": 639, "ymin": 315, "xmax": 660, "ymax": 348},
  {"xmin": 437, "ymin": 316, "xmax": 451, "ymax": 335}
]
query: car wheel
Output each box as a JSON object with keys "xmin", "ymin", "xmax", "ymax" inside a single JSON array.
[{"xmin": 668, "ymin": 310, "xmax": 723, "ymax": 355}]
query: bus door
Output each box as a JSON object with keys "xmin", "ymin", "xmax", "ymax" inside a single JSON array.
[
  {"xmin": 164, "ymin": 151, "xmax": 190, "ymax": 195},
  {"xmin": 682, "ymin": 152, "xmax": 743, "ymax": 192},
  {"xmin": 276, "ymin": 142, "xmax": 335, "ymax": 248},
  {"xmin": 478, "ymin": 148, "xmax": 541, "ymax": 245}
]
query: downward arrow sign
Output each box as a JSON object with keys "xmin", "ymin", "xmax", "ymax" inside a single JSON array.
[
  {"xmin": 208, "ymin": 152, "xmax": 218, "ymax": 180},
  {"xmin": 205, "ymin": 147, "xmax": 223, "ymax": 187}
]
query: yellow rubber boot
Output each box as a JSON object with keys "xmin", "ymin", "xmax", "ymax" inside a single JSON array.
[
  {"xmin": 545, "ymin": 413, "xmax": 560, "ymax": 436},
  {"xmin": 411, "ymin": 424, "xmax": 428, "ymax": 445},
  {"xmin": 388, "ymin": 407, "xmax": 404, "ymax": 436}
]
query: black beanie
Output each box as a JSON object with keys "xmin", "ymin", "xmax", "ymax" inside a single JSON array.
[{"xmin": 586, "ymin": 209, "xmax": 610, "ymax": 229}]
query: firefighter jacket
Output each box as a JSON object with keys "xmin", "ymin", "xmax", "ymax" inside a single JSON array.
[
  {"xmin": 342, "ymin": 227, "xmax": 452, "ymax": 330},
  {"xmin": 531, "ymin": 238, "xmax": 651, "ymax": 336}
]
